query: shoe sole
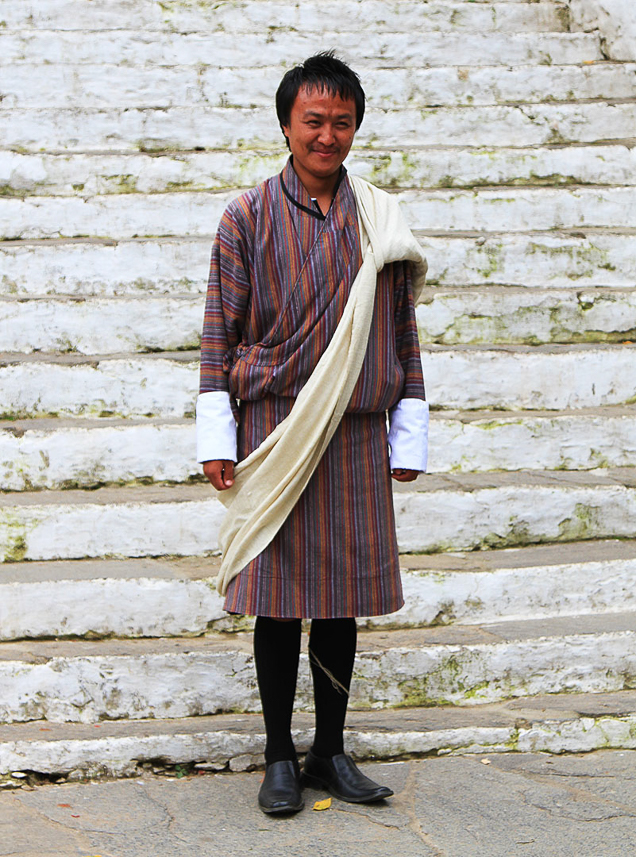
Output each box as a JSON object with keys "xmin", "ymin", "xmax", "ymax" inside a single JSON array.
[
  {"xmin": 300, "ymin": 772, "xmax": 393, "ymax": 803},
  {"xmin": 259, "ymin": 800, "xmax": 305, "ymax": 815}
]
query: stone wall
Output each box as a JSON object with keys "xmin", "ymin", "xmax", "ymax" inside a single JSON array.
[{"xmin": 569, "ymin": 0, "xmax": 636, "ymax": 59}]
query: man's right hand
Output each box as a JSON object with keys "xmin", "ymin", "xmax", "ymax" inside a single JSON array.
[{"xmin": 203, "ymin": 460, "xmax": 235, "ymax": 491}]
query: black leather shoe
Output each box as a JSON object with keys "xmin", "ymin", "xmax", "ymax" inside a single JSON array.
[
  {"xmin": 258, "ymin": 760, "xmax": 305, "ymax": 815},
  {"xmin": 301, "ymin": 750, "xmax": 394, "ymax": 803}
]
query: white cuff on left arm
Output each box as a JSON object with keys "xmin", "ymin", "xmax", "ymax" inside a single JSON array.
[
  {"xmin": 196, "ymin": 390, "xmax": 238, "ymax": 463},
  {"xmin": 388, "ymin": 398, "xmax": 429, "ymax": 472}
]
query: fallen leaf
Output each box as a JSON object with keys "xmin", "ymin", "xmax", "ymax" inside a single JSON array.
[
  {"xmin": 313, "ymin": 797, "xmax": 332, "ymax": 811},
  {"xmin": 71, "ymin": 814, "xmax": 80, "ymax": 818},
  {"xmin": 57, "ymin": 804, "xmax": 72, "ymax": 808}
]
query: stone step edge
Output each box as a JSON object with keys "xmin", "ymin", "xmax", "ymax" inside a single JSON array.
[
  {"xmin": 3, "ymin": 341, "xmax": 636, "ymax": 365},
  {"xmin": 2, "ymin": 467, "xmax": 634, "ymax": 508},
  {"xmin": 3, "ymin": 227, "xmax": 636, "ymax": 248},
  {"xmin": 3, "ymin": 285, "xmax": 636, "ymax": 302},
  {"xmin": 2, "ymin": 404, "xmax": 636, "ymax": 433},
  {"xmin": 3, "ymin": 538, "xmax": 636, "ymax": 581},
  {"xmin": 3, "ymin": 612, "xmax": 636, "ymax": 661},
  {"xmin": 2, "ymin": 695, "xmax": 636, "ymax": 779},
  {"xmin": 2, "ymin": 547, "xmax": 636, "ymax": 641},
  {"xmin": 1, "ymin": 619, "xmax": 634, "ymax": 722}
]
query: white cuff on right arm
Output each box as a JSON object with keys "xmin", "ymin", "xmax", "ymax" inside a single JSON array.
[
  {"xmin": 388, "ymin": 398, "xmax": 429, "ymax": 472},
  {"xmin": 196, "ymin": 390, "xmax": 237, "ymax": 463}
]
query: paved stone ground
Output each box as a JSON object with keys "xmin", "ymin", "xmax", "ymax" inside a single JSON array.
[{"xmin": 2, "ymin": 750, "xmax": 636, "ymax": 857}]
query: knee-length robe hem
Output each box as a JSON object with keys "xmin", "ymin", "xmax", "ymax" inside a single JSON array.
[
  {"xmin": 200, "ymin": 159, "xmax": 425, "ymax": 620},
  {"xmin": 223, "ymin": 396, "xmax": 404, "ymax": 619}
]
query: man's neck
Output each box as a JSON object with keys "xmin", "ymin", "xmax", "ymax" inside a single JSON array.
[{"xmin": 291, "ymin": 159, "xmax": 341, "ymax": 210}]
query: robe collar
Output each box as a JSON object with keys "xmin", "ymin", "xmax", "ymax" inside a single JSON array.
[{"xmin": 279, "ymin": 157, "xmax": 346, "ymax": 221}]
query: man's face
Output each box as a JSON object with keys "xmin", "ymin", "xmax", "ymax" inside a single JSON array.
[{"xmin": 282, "ymin": 84, "xmax": 357, "ymax": 184}]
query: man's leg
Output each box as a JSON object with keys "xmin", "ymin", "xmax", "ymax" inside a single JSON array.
[
  {"xmin": 303, "ymin": 617, "xmax": 394, "ymax": 803},
  {"xmin": 253, "ymin": 616, "xmax": 304, "ymax": 814},
  {"xmin": 254, "ymin": 616, "xmax": 302, "ymax": 763},
  {"xmin": 308, "ymin": 617, "xmax": 357, "ymax": 757}
]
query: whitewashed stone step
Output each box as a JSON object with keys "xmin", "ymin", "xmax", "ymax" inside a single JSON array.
[
  {"xmin": 2, "ymin": 542, "xmax": 636, "ymax": 640},
  {"xmin": 3, "ymin": 407, "xmax": 636, "ymax": 492},
  {"xmin": 0, "ymin": 418, "xmax": 202, "ymax": 490},
  {"xmin": 5, "ymin": 62, "xmax": 633, "ymax": 110},
  {"xmin": 0, "ymin": 296, "xmax": 204, "ymax": 354},
  {"xmin": 417, "ymin": 287, "xmax": 636, "ymax": 345},
  {"xmin": 5, "ymin": 286, "xmax": 635, "ymax": 355},
  {"xmin": 0, "ymin": 31, "xmax": 601, "ymax": 68},
  {"xmin": 422, "ymin": 233, "xmax": 636, "ymax": 288},
  {"xmin": 1, "ymin": 471, "xmax": 636, "ymax": 561},
  {"xmin": 3, "ymin": 233, "xmax": 634, "ymax": 297},
  {"xmin": 5, "ymin": 102, "xmax": 632, "ymax": 152},
  {"xmin": 400, "ymin": 186, "xmax": 636, "ymax": 234},
  {"xmin": 0, "ymin": 0, "xmax": 570, "ymax": 34},
  {"xmin": 430, "ymin": 406, "xmax": 636, "ymax": 473},
  {"xmin": 1, "ymin": 344, "xmax": 635, "ymax": 419},
  {"xmin": 1, "ymin": 614, "xmax": 635, "ymax": 722},
  {"xmin": 424, "ymin": 344, "xmax": 636, "ymax": 411},
  {"xmin": 3, "ymin": 691, "xmax": 636, "ymax": 779},
  {"xmin": 4, "ymin": 287, "xmax": 635, "ymax": 355},
  {"xmin": 3, "ymin": 186, "xmax": 635, "ymax": 241},
  {"xmin": 4, "ymin": 144, "xmax": 636, "ymax": 198},
  {"xmin": 0, "ymin": 353, "xmax": 199, "ymax": 419},
  {"xmin": 2, "ymin": 405, "xmax": 635, "ymax": 491}
]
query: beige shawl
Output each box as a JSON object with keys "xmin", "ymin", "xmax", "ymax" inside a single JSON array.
[{"xmin": 215, "ymin": 176, "xmax": 427, "ymax": 596}]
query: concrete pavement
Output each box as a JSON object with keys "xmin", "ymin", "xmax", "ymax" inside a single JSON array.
[{"xmin": 3, "ymin": 750, "xmax": 636, "ymax": 857}]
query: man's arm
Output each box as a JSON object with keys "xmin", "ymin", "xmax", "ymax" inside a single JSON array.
[
  {"xmin": 197, "ymin": 206, "xmax": 252, "ymax": 489},
  {"xmin": 390, "ymin": 259, "xmax": 428, "ymax": 480}
]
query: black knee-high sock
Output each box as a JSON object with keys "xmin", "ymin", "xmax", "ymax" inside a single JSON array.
[
  {"xmin": 308, "ymin": 617, "xmax": 357, "ymax": 759},
  {"xmin": 253, "ymin": 616, "xmax": 302, "ymax": 766}
]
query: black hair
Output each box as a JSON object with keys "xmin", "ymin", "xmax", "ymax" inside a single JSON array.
[{"xmin": 275, "ymin": 51, "xmax": 365, "ymax": 147}]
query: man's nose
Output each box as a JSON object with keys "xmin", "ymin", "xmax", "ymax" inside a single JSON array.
[{"xmin": 317, "ymin": 124, "xmax": 336, "ymax": 145}]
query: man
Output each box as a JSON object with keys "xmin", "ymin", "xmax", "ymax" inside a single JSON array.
[{"xmin": 197, "ymin": 52, "xmax": 428, "ymax": 815}]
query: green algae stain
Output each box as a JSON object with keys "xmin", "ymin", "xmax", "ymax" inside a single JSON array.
[
  {"xmin": 557, "ymin": 503, "xmax": 602, "ymax": 542},
  {"xmin": 475, "ymin": 241, "xmax": 504, "ymax": 281},
  {"xmin": 1, "ymin": 512, "xmax": 31, "ymax": 562},
  {"xmin": 106, "ymin": 174, "xmax": 138, "ymax": 193}
]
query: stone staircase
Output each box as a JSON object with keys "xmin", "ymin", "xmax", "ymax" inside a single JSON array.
[{"xmin": 1, "ymin": 0, "xmax": 636, "ymax": 783}]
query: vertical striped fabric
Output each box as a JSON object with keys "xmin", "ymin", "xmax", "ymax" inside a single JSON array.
[
  {"xmin": 224, "ymin": 396, "xmax": 403, "ymax": 618},
  {"xmin": 201, "ymin": 158, "xmax": 426, "ymax": 618},
  {"xmin": 199, "ymin": 159, "xmax": 425, "ymax": 412}
]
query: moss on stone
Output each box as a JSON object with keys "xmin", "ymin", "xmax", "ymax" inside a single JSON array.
[
  {"xmin": 1, "ymin": 512, "xmax": 30, "ymax": 562},
  {"xmin": 106, "ymin": 174, "xmax": 138, "ymax": 193},
  {"xmin": 558, "ymin": 503, "xmax": 602, "ymax": 541},
  {"xmin": 476, "ymin": 243, "xmax": 503, "ymax": 280}
]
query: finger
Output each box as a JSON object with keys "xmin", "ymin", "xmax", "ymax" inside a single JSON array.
[
  {"xmin": 223, "ymin": 461, "xmax": 235, "ymax": 487},
  {"xmin": 391, "ymin": 469, "xmax": 418, "ymax": 482},
  {"xmin": 203, "ymin": 461, "xmax": 227, "ymax": 491}
]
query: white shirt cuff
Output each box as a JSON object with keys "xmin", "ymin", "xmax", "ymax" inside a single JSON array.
[
  {"xmin": 196, "ymin": 391, "xmax": 238, "ymax": 463},
  {"xmin": 388, "ymin": 398, "xmax": 429, "ymax": 472}
]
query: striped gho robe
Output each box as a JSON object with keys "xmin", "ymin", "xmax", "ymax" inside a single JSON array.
[{"xmin": 198, "ymin": 158, "xmax": 428, "ymax": 619}]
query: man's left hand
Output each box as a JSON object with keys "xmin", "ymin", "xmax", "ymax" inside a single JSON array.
[{"xmin": 391, "ymin": 469, "xmax": 419, "ymax": 482}]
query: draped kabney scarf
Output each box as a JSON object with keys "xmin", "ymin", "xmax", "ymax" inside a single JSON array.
[{"xmin": 215, "ymin": 176, "xmax": 428, "ymax": 596}]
